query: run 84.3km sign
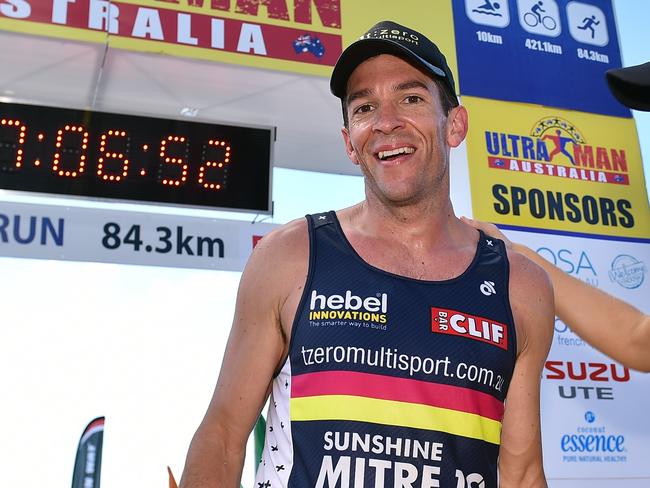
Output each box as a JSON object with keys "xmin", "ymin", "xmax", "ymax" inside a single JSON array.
[{"xmin": 453, "ymin": 0, "xmax": 626, "ymax": 117}]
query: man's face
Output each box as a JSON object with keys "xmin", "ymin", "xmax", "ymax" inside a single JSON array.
[{"xmin": 341, "ymin": 54, "xmax": 462, "ymax": 207}]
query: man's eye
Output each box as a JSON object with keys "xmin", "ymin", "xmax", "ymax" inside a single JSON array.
[
  {"xmin": 405, "ymin": 95, "xmax": 423, "ymax": 104},
  {"xmin": 353, "ymin": 104, "xmax": 373, "ymax": 114}
]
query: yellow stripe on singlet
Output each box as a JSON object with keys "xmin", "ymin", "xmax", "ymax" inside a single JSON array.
[{"xmin": 291, "ymin": 395, "xmax": 502, "ymax": 445}]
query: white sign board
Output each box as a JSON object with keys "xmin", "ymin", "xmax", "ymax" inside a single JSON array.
[
  {"xmin": 0, "ymin": 201, "xmax": 277, "ymax": 271},
  {"xmin": 505, "ymin": 227, "xmax": 650, "ymax": 488}
]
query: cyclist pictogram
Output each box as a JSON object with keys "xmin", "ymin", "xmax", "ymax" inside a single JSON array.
[
  {"xmin": 517, "ymin": 0, "xmax": 561, "ymax": 37},
  {"xmin": 524, "ymin": 1, "xmax": 556, "ymax": 30}
]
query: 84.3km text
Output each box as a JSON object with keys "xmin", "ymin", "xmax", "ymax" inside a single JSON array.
[{"xmin": 101, "ymin": 223, "xmax": 224, "ymax": 257}]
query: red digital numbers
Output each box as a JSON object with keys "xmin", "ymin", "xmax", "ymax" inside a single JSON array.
[
  {"xmin": 0, "ymin": 118, "xmax": 26, "ymax": 169},
  {"xmin": 53, "ymin": 125, "xmax": 89, "ymax": 177},
  {"xmin": 198, "ymin": 139, "xmax": 231, "ymax": 191},
  {"xmin": 98, "ymin": 130, "xmax": 130, "ymax": 181},
  {"xmin": 159, "ymin": 135, "xmax": 189, "ymax": 187},
  {"xmin": 1, "ymin": 118, "xmax": 233, "ymax": 191}
]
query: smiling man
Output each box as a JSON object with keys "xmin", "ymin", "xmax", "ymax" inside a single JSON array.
[{"xmin": 180, "ymin": 21, "xmax": 554, "ymax": 488}]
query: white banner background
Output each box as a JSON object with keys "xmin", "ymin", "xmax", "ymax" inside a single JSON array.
[
  {"xmin": 0, "ymin": 201, "xmax": 277, "ymax": 271},
  {"xmin": 505, "ymin": 228, "xmax": 650, "ymax": 487}
]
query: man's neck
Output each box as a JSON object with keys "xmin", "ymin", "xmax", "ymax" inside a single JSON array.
[{"xmin": 347, "ymin": 193, "xmax": 465, "ymax": 250}]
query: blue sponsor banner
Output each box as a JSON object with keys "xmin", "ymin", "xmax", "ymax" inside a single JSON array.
[{"xmin": 452, "ymin": 0, "xmax": 628, "ymax": 117}]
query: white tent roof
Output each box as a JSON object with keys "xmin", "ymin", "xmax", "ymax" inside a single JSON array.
[{"xmin": 0, "ymin": 31, "xmax": 360, "ymax": 176}]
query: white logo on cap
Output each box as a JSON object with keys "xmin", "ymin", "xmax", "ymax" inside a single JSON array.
[{"xmin": 362, "ymin": 28, "xmax": 420, "ymax": 45}]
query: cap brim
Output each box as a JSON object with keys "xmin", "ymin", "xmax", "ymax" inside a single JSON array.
[
  {"xmin": 606, "ymin": 62, "xmax": 650, "ymax": 112},
  {"xmin": 330, "ymin": 38, "xmax": 447, "ymax": 99}
]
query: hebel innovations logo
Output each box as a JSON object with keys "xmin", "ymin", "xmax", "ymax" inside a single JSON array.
[
  {"xmin": 486, "ymin": 116, "xmax": 629, "ymax": 185},
  {"xmin": 431, "ymin": 307, "xmax": 508, "ymax": 350},
  {"xmin": 309, "ymin": 290, "xmax": 388, "ymax": 324}
]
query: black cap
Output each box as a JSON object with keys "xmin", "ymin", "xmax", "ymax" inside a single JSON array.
[
  {"xmin": 606, "ymin": 62, "xmax": 650, "ymax": 112},
  {"xmin": 330, "ymin": 20, "xmax": 458, "ymax": 105}
]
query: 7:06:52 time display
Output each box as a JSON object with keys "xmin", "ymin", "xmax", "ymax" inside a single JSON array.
[{"xmin": 0, "ymin": 102, "xmax": 273, "ymax": 212}]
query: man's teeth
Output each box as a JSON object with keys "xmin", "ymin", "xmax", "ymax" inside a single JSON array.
[{"xmin": 378, "ymin": 147, "xmax": 415, "ymax": 160}]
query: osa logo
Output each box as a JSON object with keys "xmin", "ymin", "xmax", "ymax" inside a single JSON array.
[{"xmin": 536, "ymin": 247, "xmax": 597, "ymax": 286}]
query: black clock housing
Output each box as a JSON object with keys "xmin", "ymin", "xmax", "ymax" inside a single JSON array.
[{"xmin": 0, "ymin": 102, "xmax": 273, "ymax": 213}]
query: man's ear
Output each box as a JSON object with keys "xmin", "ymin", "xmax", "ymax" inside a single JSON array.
[
  {"xmin": 446, "ymin": 105, "xmax": 468, "ymax": 148},
  {"xmin": 341, "ymin": 127, "xmax": 360, "ymax": 165}
]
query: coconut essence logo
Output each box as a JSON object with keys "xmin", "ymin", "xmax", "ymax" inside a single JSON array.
[
  {"xmin": 485, "ymin": 117, "xmax": 629, "ymax": 185},
  {"xmin": 560, "ymin": 411, "xmax": 627, "ymax": 464}
]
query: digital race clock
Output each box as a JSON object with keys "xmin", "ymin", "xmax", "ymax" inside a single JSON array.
[{"xmin": 0, "ymin": 102, "xmax": 274, "ymax": 213}]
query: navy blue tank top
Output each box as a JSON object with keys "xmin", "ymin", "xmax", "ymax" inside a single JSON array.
[{"xmin": 255, "ymin": 211, "xmax": 517, "ymax": 488}]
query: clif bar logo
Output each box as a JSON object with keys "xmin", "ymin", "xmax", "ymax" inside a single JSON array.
[
  {"xmin": 485, "ymin": 117, "xmax": 629, "ymax": 185},
  {"xmin": 431, "ymin": 307, "xmax": 508, "ymax": 350}
]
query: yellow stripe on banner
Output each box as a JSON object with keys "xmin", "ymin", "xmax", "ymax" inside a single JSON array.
[{"xmin": 291, "ymin": 395, "xmax": 502, "ymax": 445}]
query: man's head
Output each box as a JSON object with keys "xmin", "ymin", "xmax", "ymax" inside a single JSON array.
[
  {"xmin": 330, "ymin": 21, "xmax": 459, "ymax": 128},
  {"xmin": 329, "ymin": 23, "xmax": 467, "ymax": 207}
]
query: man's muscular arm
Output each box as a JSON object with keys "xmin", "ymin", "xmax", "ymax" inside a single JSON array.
[
  {"xmin": 179, "ymin": 220, "xmax": 308, "ymax": 488},
  {"xmin": 498, "ymin": 250, "xmax": 554, "ymax": 487}
]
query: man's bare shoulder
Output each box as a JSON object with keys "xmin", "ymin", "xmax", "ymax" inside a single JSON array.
[
  {"xmin": 239, "ymin": 217, "xmax": 310, "ymax": 341},
  {"xmin": 506, "ymin": 246, "xmax": 551, "ymax": 292},
  {"xmin": 240, "ymin": 217, "xmax": 310, "ymax": 312},
  {"xmin": 247, "ymin": 217, "xmax": 309, "ymax": 270}
]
